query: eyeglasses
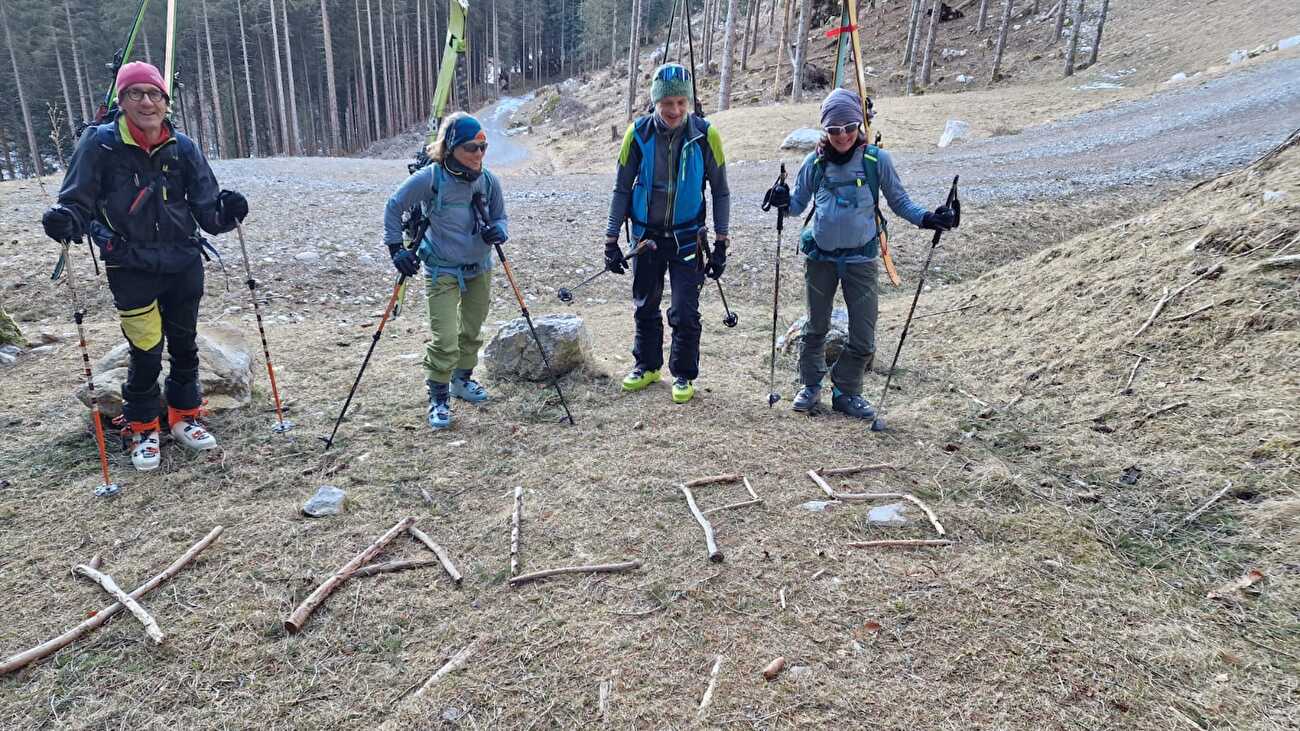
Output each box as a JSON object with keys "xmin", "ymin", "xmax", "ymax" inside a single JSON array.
[
  {"xmin": 460, "ymin": 142, "xmax": 488, "ymax": 154},
  {"xmin": 824, "ymin": 123, "xmax": 859, "ymax": 137},
  {"xmin": 123, "ymin": 88, "xmax": 167, "ymax": 103}
]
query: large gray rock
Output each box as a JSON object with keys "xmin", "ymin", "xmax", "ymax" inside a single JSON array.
[
  {"xmin": 303, "ymin": 485, "xmax": 346, "ymax": 517},
  {"xmin": 781, "ymin": 128, "xmax": 822, "ymax": 151},
  {"xmin": 778, "ymin": 307, "xmax": 850, "ymax": 363},
  {"xmin": 483, "ymin": 313, "xmax": 590, "ymax": 382},
  {"xmin": 75, "ymin": 324, "xmax": 254, "ymax": 419}
]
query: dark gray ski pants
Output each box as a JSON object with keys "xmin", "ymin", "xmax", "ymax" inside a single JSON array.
[{"xmin": 798, "ymin": 258, "xmax": 878, "ymax": 395}]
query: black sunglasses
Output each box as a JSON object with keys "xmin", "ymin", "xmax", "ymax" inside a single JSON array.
[{"xmin": 460, "ymin": 142, "xmax": 489, "ymax": 153}]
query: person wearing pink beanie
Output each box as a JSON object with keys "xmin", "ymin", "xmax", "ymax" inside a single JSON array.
[{"xmin": 41, "ymin": 60, "xmax": 250, "ymax": 472}]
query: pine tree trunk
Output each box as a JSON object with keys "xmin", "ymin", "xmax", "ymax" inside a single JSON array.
[
  {"xmin": 772, "ymin": 0, "xmax": 790, "ymax": 100},
  {"xmin": 976, "ymin": 0, "xmax": 990, "ymax": 32},
  {"xmin": 718, "ymin": 0, "xmax": 738, "ymax": 110},
  {"xmin": 1052, "ymin": 0, "xmax": 1066, "ymax": 41},
  {"xmin": 610, "ymin": 2, "xmax": 617, "ymax": 71},
  {"xmin": 990, "ymin": 0, "xmax": 1014, "ymax": 83},
  {"xmin": 202, "ymin": 0, "xmax": 227, "ymax": 158},
  {"xmin": 354, "ymin": 0, "xmax": 373, "ymax": 144},
  {"xmin": 904, "ymin": 0, "xmax": 920, "ymax": 65},
  {"xmin": 237, "ymin": 0, "xmax": 259, "ymax": 157},
  {"xmin": 416, "ymin": 0, "xmax": 426, "ymax": 111},
  {"xmin": 366, "ymin": 0, "xmax": 383, "ymax": 138},
  {"xmin": 193, "ymin": 24, "xmax": 210, "ymax": 155},
  {"xmin": 378, "ymin": 0, "xmax": 393, "ymax": 134},
  {"xmin": 0, "ymin": 126, "xmax": 12, "ymax": 180},
  {"xmin": 1063, "ymin": 0, "xmax": 1084, "ymax": 76},
  {"xmin": 53, "ymin": 27, "xmax": 78, "ymax": 137},
  {"xmin": 791, "ymin": 0, "xmax": 809, "ymax": 102},
  {"xmin": 740, "ymin": 0, "xmax": 756, "ymax": 71},
  {"xmin": 225, "ymin": 36, "xmax": 246, "ymax": 157},
  {"xmin": 702, "ymin": 0, "xmax": 713, "ymax": 71},
  {"xmin": 921, "ymin": 0, "xmax": 943, "ymax": 85},
  {"xmin": 257, "ymin": 33, "xmax": 279, "ymax": 154},
  {"xmin": 320, "ymin": 0, "xmax": 342, "ymax": 153},
  {"xmin": 1089, "ymin": 0, "xmax": 1109, "ymax": 66},
  {"xmin": 65, "ymin": 3, "xmax": 91, "ymax": 121},
  {"xmin": 904, "ymin": 0, "xmax": 923, "ymax": 94},
  {"xmin": 281, "ymin": 0, "xmax": 302, "ymax": 152},
  {"xmin": 493, "ymin": 0, "xmax": 501, "ymax": 94},
  {"xmin": 1, "ymin": 0, "xmax": 41, "ymax": 177},
  {"xmin": 269, "ymin": 0, "xmax": 291, "ymax": 154},
  {"xmin": 625, "ymin": 0, "xmax": 640, "ymax": 121}
]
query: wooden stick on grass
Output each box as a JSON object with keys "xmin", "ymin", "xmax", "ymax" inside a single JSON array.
[
  {"xmin": 703, "ymin": 498, "xmax": 764, "ymax": 515},
  {"xmin": 742, "ymin": 476, "xmax": 760, "ymax": 501},
  {"xmin": 1122, "ymin": 354, "xmax": 1146, "ymax": 394},
  {"xmin": 685, "ymin": 473, "xmax": 742, "ymax": 488},
  {"xmin": 697, "ymin": 655, "xmax": 725, "ymax": 719},
  {"xmin": 846, "ymin": 539, "xmax": 954, "ymax": 548},
  {"xmin": 1132, "ymin": 262, "xmax": 1224, "ymax": 339},
  {"xmin": 510, "ymin": 486, "xmax": 523, "ymax": 577},
  {"xmin": 73, "ymin": 564, "xmax": 165, "ymax": 644},
  {"xmin": 1, "ymin": 526, "xmax": 224, "ymax": 675},
  {"xmin": 509, "ymin": 560, "xmax": 642, "ymax": 586},
  {"xmin": 1176, "ymin": 480, "xmax": 1234, "ymax": 530},
  {"xmin": 350, "ymin": 558, "xmax": 442, "ymax": 578},
  {"xmin": 407, "ymin": 526, "xmax": 463, "ymax": 587},
  {"xmin": 680, "ymin": 486, "xmax": 724, "ymax": 562},
  {"xmin": 819, "ymin": 464, "xmax": 896, "ymax": 477},
  {"xmin": 284, "ymin": 517, "xmax": 416, "ymax": 633},
  {"xmin": 414, "ymin": 636, "xmax": 485, "ymax": 697}
]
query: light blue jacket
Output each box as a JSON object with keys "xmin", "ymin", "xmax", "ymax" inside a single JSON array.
[{"xmin": 383, "ymin": 163, "xmax": 508, "ymax": 284}]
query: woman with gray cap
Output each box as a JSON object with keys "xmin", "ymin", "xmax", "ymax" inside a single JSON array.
[{"xmin": 766, "ymin": 89, "xmax": 957, "ymax": 420}]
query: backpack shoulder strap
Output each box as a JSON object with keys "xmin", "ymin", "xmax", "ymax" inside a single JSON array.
[{"xmin": 861, "ymin": 145, "xmax": 882, "ymax": 207}]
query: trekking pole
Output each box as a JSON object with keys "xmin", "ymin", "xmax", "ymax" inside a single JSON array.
[
  {"xmin": 320, "ymin": 219, "xmax": 430, "ymax": 451},
  {"xmin": 471, "ymin": 193, "xmax": 576, "ymax": 425},
  {"xmin": 696, "ymin": 229, "xmax": 738, "ymax": 328},
  {"xmin": 556, "ymin": 239, "xmax": 654, "ymax": 303},
  {"xmin": 54, "ymin": 241, "xmax": 121, "ymax": 498},
  {"xmin": 761, "ymin": 164, "xmax": 788, "ymax": 407},
  {"xmin": 233, "ymin": 222, "xmax": 293, "ymax": 434},
  {"xmin": 871, "ymin": 175, "xmax": 960, "ymax": 433}
]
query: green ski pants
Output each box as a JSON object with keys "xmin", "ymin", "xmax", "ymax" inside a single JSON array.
[
  {"xmin": 422, "ymin": 271, "xmax": 491, "ymax": 383},
  {"xmin": 798, "ymin": 258, "xmax": 879, "ymax": 395}
]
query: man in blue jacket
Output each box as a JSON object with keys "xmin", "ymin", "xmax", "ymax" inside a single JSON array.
[
  {"xmin": 42, "ymin": 62, "xmax": 248, "ymax": 471},
  {"xmin": 603, "ymin": 64, "xmax": 731, "ymax": 404}
]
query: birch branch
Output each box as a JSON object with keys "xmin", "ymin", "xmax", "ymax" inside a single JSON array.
[
  {"xmin": 680, "ymin": 486, "xmax": 724, "ymax": 562},
  {"xmin": 284, "ymin": 517, "xmax": 416, "ymax": 633},
  {"xmin": 697, "ymin": 655, "xmax": 725, "ymax": 719},
  {"xmin": 510, "ymin": 486, "xmax": 523, "ymax": 577},
  {"xmin": 703, "ymin": 498, "xmax": 764, "ymax": 515},
  {"xmin": 508, "ymin": 561, "xmax": 642, "ymax": 586},
  {"xmin": 73, "ymin": 564, "xmax": 165, "ymax": 644},
  {"xmin": 414, "ymin": 637, "xmax": 485, "ymax": 697},
  {"xmin": 1, "ymin": 526, "xmax": 224, "ymax": 674},
  {"xmin": 407, "ymin": 526, "xmax": 463, "ymax": 587},
  {"xmin": 845, "ymin": 539, "xmax": 954, "ymax": 548}
]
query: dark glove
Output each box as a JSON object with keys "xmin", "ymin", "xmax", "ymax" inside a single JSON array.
[
  {"xmin": 388, "ymin": 243, "xmax": 420, "ymax": 277},
  {"xmin": 604, "ymin": 239, "xmax": 627, "ymax": 274},
  {"xmin": 481, "ymin": 222, "xmax": 508, "ymax": 247},
  {"xmin": 764, "ymin": 183, "xmax": 791, "ymax": 211},
  {"xmin": 217, "ymin": 190, "xmax": 249, "ymax": 226},
  {"xmin": 921, "ymin": 204, "xmax": 958, "ymax": 232},
  {"xmin": 706, "ymin": 240, "xmax": 728, "ymax": 280},
  {"xmin": 42, "ymin": 205, "xmax": 82, "ymax": 242}
]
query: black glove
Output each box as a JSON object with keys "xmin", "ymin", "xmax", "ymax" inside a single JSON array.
[
  {"xmin": 217, "ymin": 190, "xmax": 249, "ymax": 226},
  {"xmin": 921, "ymin": 204, "xmax": 958, "ymax": 232},
  {"xmin": 706, "ymin": 240, "xmax": 728, "ymax": 280},
  {"xmin": 388, "ymin": 243, "xmax": 420, "ymax": 277},
  {"xmin": 765, "ymin": 183, "xmax": 791, "ymax": 211},
  {"xmin": 481, "ymin": 222, "xmax": 508, "ymax": 247},
  {"xmin": 42, "ymin": 205, "xmax": 82, "ymax": 242},
  {"xmin": 604, "ymin": 239, "xmax": 627, "ymax": 274}
]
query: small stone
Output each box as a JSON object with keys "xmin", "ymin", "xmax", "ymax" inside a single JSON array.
[
  {"xmin": 1262, "ymin": 190, "xmax": 1287, "ymax": 203},
  {"xmin": 448, "ymin": 440, "xmax": 467, "ymax": 447},
  {"xmin": 1164, "ymin": 72, "xmax": 1188, "ymax": 84},
  {"xmin": 0, "ymin": 350, "xmax": 16, "ymax": 367},
  {"xmin": 303, "ymin": 485, "xmax": 346, "ymax": 517},
  {"xmin": 788, "ymin": 665, "xmax": 814, "ymax": 678},
  {"xmin": 938, "ymin": 120, "xmax": 972, "ymax": 148},
  {"xmin": 867, "ymin": 502, "xmax": 910, "ymax": 526},
  {"xmin": 1280, "ymin": 34, "xmax": 1300, "ymax": 51},
  {"xmin": 1227, "ymin": 49, "xmax": 1248, "ymax": 65},
  {"xmin": 294, "ymin": 251, "xmax": 321, "ymax": 262},
  {"xmin": 801, "ymin": 500, "xmax": 836, "ymax": 513}
]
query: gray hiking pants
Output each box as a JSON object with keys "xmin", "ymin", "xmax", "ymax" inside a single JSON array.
[{"xmin": 798, "ymin": 258, "xmax": 878, "ymax": 395}]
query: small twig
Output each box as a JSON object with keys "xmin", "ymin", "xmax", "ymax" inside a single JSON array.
[
  {"xmin": 809, "ymin": 569, "xmax": 827, "ymax": 582},
  {"xmin": 1137, "ymin": 401, "xmax": 1189, "ymax": 425},
  {"xmin": 778, "ymin": 588, "xmax": 786, "ymax": 609},
  {"xmin": 407, "ymin": 526, "xmax": 463, "ymax": 587},
  {"xmin": 1174, "ymin": 481, "xmax": 1234, "ymax": 531},
  {"xmin": 599, "ymin": 680, "xmax": 612, "ymax": 724},
  {"xmin": 808, "ymin": 470, "xmax": 838, "ymax": 498},
  {"xmin": 1132, "ymin": 262, "xmax": 1224, "ymax": 339},
  {"xmin": 685, "ymin": 473, "xmax": 742, "ymax": 488},
  {"xmin": 697, "ymin": 655, "xmax": 725, "ymax": 719},
  {"xmin": 1167, "ymin": 298, "xmax": 1234, "ymax": 323},
  {"xmin": 350, "ymin": 558, "xmax": 442, "ymax": 578},
  {"xmin": 819, "ymin": 464, "xmax": 896, "ymax": 477},
  {"xmin": 419, "ymin": 487, "xmax": 434, "ymax": 506},
  {"xmin": 953, "ymin": 386, "xmax": 989, "ymax": 408},
  {"xmin": 703, "ymin": 498, "xmax": 764, "ymax": 515},
  {"xmin": 1228, "ymin": 230, "xmax": 1287, "ymax": 259},
  {"xmin": 741, "ymin": 476, "xmax": 760, "ymax": 501},
  {"xmin": 845, "ymin": 539, "xmax": 954, "ymax": 548},
  {"xmin": 1122, "ymin": 354, "xmax": 1146, "ymax": 394},
  {"xmin": 914, "ymin": 302, "xmax": 977, "ymax": 320},
  {"xmin": 73, "ymin": 564, "xmax": 165, "ymax": 644},
  {"xmin": 413, "ymin": 637, "xmax": 485, "ymax": 697},
  {"xmin": 680, "ymin": 486, "xmax": 724, "ymax": 562},
  {"xmin": 1255, "ymin": 254, "xmax": 1300, "ymax": 269},
  {"xmin": 510, "ymin": 486, "xmax": 523, "ymax": 577},
  {"xmin": 508, "ymin": 561, "xmax": 642, "ymax": 586},
  {"xmin": 1242, "ymin": 634, "xmax": 1300, "ymax": 662}
]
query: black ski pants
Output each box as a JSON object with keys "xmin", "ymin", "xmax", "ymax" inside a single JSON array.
[
  {"xmin": 630, "ymin": 237, "xmax": 705, "ymax": 380},
  {"xmin": 106, "ymin": 259, "xmax": 205, "ymax": 424}
]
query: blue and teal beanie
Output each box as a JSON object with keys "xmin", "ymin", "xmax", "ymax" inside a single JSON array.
[
  {"xmin": 650, "ymin": 64, "xmax": 693, "ymax": 103},
  {"xmin": 446, "ymin": 115, "xmax": 485, "ymax": 150}
]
